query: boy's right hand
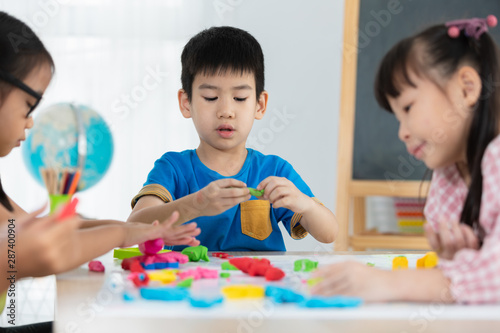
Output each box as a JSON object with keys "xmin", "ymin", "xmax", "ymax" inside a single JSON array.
[{"xmin": 194, "ymin": 179, "xmax": 250, "ymax": 216}]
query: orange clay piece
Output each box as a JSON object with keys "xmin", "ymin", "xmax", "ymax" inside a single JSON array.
[
  {"xmin": 221, "ymin": 285, "xmax": 265, "ymax": 300},
  {"xmin": 392, "ymin": 256, "xmax": 408, "ymax": 270},
  {"xmin": 417, "ymin": 252, "xmax": 439, "ymax": 269}
]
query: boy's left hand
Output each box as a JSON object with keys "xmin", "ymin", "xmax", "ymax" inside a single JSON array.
[{"xmin": 257, "ymin": 176, "xmax": 312, "ymax": 213}]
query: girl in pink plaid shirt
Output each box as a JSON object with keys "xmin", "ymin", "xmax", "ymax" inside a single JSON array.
[{"xmin": 312, "ymin": 16, "xmax": 500, "ymax": 304}]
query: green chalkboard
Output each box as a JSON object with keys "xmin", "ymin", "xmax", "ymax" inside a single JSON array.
[{"xmin": 352, "ymin": 0, "xmax": 500, "ymax": 180}]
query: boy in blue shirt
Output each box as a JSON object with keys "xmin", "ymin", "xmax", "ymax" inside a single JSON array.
[{"xmin": 128, "ymin": 26, "xmax": 337, "ymax": 251}]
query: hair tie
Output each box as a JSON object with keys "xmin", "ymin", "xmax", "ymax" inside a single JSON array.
[{"xmin": 446, "ymin": 15, "xmax": 497, "ymax": 39}]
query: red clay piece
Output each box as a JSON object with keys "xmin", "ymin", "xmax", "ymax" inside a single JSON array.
[
  {"xmin": 129, "ymin": 260, "xmax": 145, "ymax": 273},
  {"xmin": 88, "ymin": 260, "xmax": 105, "ymax": 272},
  {"xmin": 229, "ymin": 257, "xmax": 285, "ymax": 281},
  {"xmin": 212, "ymin": 252, "xmax": 234, "ymax": 259},
  {"xmin": 265, "ymin": 267, "xmax": 285, "ymax": 281}
]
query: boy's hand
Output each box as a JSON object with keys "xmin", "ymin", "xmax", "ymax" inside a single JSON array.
[
  {"xmin": 194, "ymin": 179, "xmax": 250, "ymax": 216},
  {"xmin": 257, "ymin": 176, "xmax": 312, "ymax": 213},
  {"xmin": 123, "ymin": 211, "xmax": 201, "ymax": 248},
  {"xmin": 424, "ymin": 220, "xmax": 479, "ymax": 260}
]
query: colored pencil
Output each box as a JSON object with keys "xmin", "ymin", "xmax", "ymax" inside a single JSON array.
[{"xmin": 67, "ymin": 169, "xmax": 81, "ymax": 196}]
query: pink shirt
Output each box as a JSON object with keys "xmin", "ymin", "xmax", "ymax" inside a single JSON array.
[{"xmin": 424, "ymin": 136, "xmax": 500, "ymax": 304}]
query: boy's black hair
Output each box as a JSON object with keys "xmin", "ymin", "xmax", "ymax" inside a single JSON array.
[
  {"xmin": 181, "ymin": 26, "xmax": 264, "ymax": 101},
  {"xmin": 0, "ymin": 11, "xmax": 55, "ymax": 211},
  {"xmin": 374, "ymin": 25, "xmax": 500, "ymax": 243}
]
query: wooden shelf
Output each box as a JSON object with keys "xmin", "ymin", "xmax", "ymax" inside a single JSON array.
[
  {"xmin": 350, "ymin": 180, "xmax": 430, "ymax": 198},
  {"xmin": 350, "ymin": 233, "xmax": 430, "ymax": 250}
]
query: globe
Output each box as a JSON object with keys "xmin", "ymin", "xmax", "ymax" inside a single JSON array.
[{"xmin": 22, "ymin": 103, "xmax": 114, "ymax": 191}]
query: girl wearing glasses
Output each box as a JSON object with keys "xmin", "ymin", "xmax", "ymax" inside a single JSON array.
[{"xmin": 0, "ymin": 12, "xmax": 200, "ymax": 332}]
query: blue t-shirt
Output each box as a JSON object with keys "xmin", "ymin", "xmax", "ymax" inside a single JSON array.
[{"xmin": 132, "ymin": 149, "xmax": 314, "ymax": 251}]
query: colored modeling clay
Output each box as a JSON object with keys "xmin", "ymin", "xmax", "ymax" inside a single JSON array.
[
  {"xmin": 248, "ymin": 187, "xmax": 265, "ymax": 197},
  {"xmin": 221, "ymin": 285, "xmax": 265, "ymax": 300},
  {"xmin": 366, "ymin": 262, "xmax": 375, "ymax": 267},
  {"xmin": 299, "ymin": 296, "xmax": 363, "ymax": 308},
  {"xmin": 177, "ymin": 277, "xmax": 194, "ymax": 288},
  {"xmin": 265, "ymin": 286, "xmax": 305, "ymax": 304},
  {"xmin": 229, "ymin": 257, "xmax": 285, "ymax": 281},
  {"xmin": 293, "ymin": 259, "xmax": 318, "ymax": 272},
  {"xmin": 122, "ymin": 292, "xmax": 134, "ymax": 301},
  {"xmin": 212, "ymin": 252, "xmax": 234, "ymax": 259},
  {"xmin": 220, "ymin": 272, "xmax": 231, "ymax": 278},
  {"xmin": 221, "ymin": 262, "xmax": 239, "ymax": 271},
  {"xmin": 88, "ymin": 260, "xmax": 105, "ymax": 272},
  {"xmin": 121, "ymin": 252, "xmax": 188, "ymax": 270},
  {"xmin": 139, "ymin": 238, "xmax": 165, "ymax": 255},
  {"xmin": 178, "ymin": 267, "xmax": 218, "ymax": 280},
  {"xmin": 140, "ymin": 287, "xmax": 189, "ymax": 301},
  {"xmin": 181, "ymin": 245, "xmax": 210, "ymax": 262},
  {"xmin": 188, "ymin": 296, "xmax": 223, "ymax": 308},
  {"xmin": 417, "ymin": 252, "xmax": 439, "ymax": 269},
  {"xmin": 307, "ymin": 277, "xmax": 323, "ymax": 287},
  {"xmin": 148, "ymin": 270, "xmax": 177, "ymax": 284},
  {"xmin": 265, "ymin": 267, "xmax": 285, "ymax": 281},
  {"xmin": 128, "ymin": 272, "xmax": 149, "ymax": 287},
  {"xmin": 392, "ymin": 256, "xmax": 409, "ymax": 270},
  {"xmin": 113, "ymin": 247, "xmax": 170, "ymax": 260}
]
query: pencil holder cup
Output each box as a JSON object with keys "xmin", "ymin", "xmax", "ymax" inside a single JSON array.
[{"xmin": 49, "ymin": 194, "xmax": 72, "ymax": 215}]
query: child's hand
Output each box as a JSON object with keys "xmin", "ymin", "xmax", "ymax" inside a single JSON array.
[
  {"xmin": 13, "ymin": 206, "xmax": 84, "ymax": 278},
  {"xmin": 257, "ymin": 176, "xmax": 312, "ymax": 213},
  {"xmin": 424, "ymin": 220, "xmax": 479, "ymax": 260},
  {"xmin": 194, "ymin": 179, "xmax": 250, "ymax": 216},
  {"xmin": 123, "ymin": 211, "xmax": 201, "ymax": 248},
  {"xmin": 310, "ymin": 261, "xmax": 393, "ymax": 302}
]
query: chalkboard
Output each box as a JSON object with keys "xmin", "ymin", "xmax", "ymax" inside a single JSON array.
[{"xmin": 352, "ymin": 0, "xmax": 500, "ymax": 180}]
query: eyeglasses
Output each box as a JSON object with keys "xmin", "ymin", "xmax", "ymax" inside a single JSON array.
[{"xmin": 0, "ymin": 70, "xmax": 43, "ymax": 114}]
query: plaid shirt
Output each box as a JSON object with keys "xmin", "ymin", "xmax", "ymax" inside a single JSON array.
[{"xmin": 424, "ymin": 136, "xmax": 500, "ymax": 304}]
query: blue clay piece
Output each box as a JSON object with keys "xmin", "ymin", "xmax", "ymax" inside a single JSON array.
[
  {"xmin": 123, "ymin": 292, "xmax": 134, "ymax": 301},
  {"xmin": 188, "ymin": 296, "xmax": 223, "ymax": 308},
  {"xmin": 140, "ymin": 287, "xmax": 189, "ymax": 301},
  {"xmin": 265, "ymin": 286, "xmax": 305, "ymax": 303},
  {"xmin": 299, "ymin": 296, "xmax": 363, "ymax": 308},
  {"xmin": 142, "ymin": 262, "xmax": 180, "ymax": 270}
]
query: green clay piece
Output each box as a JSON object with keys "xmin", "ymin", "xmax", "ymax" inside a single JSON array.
[
  {"xmin": 366, "ymin": 262, "xmax": 375, "ymax": 267},
  {"xmin": 221, "ymin": 262, "xmax": 239, "ymax": 270},
  {"xmin": 220, "ymin": 272, "xmax": 231, "ymax": 278},
  {"xmin": 294, "ymin": 259, "xmax": 318, "ymax": 272},
  {"xmin": 181, "ymin": 245, "xmax": 210, "ymax": 262},
  {"xmin": 113, "ymin": 247, "xmax": 170, "ymax": 260},
  {"xmin": 307, "ymin": 277, "xmax": 323, "ymax": 287},
  {"xmin": 177, "ymin": 277, "xmax": 193, "ymax": 288},
  {"xmin": 248, "ymin": 187, "xmax": 265, "ymax": 197}
]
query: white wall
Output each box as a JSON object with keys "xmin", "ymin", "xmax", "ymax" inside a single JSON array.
[{"xmin": 0, "ymin": 0, "xmax": 345, "ymax": 251}]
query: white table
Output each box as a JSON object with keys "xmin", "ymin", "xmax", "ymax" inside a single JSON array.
[{"xmin": 55, "ymin": 251, "xmax": 500, "ymax": 333}]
